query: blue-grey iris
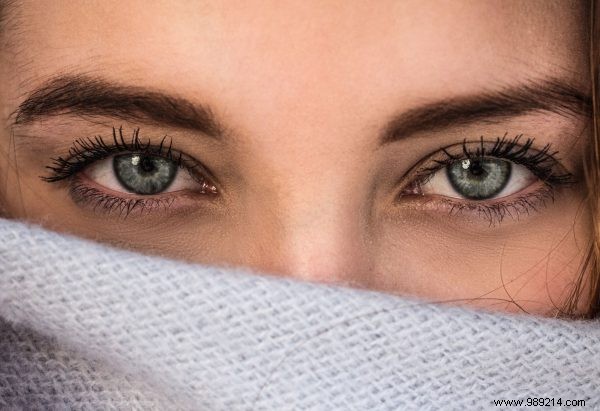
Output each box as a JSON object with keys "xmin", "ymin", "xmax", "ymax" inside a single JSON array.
[
  {"xmin": 113, "ymin": 154, "xmax": 177, "ymax": 195},
  {"xmin": 446, "ymin": 158, "xmax": 511, "ymax": 200}
]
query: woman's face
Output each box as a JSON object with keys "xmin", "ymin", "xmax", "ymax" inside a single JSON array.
[{"xmin": 0, "ymin": 0, "xmax": 593, "ymax": 315}]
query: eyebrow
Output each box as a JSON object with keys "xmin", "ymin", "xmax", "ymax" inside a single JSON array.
[
  {"xmin": 12, "ymin": 75, "xmax": 224, "ymax": 138},
  {"xmin": 12, "ymin": 74, "xmax": 591, "ymax": 145},
  {"xmin": 380, "ymin": 78, "xmax": 591, "ymax": 144}
]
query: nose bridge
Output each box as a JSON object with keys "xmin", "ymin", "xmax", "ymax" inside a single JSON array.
[
  {"xmin": 231, "ymin": 105, "xmax": 376, "ymax": 284},
  {"xmin": 246, "ymin": 175, "xmax": 373, "ymax": 285}
]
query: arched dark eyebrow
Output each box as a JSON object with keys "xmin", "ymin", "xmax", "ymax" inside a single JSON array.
[
  {"xmin": 12, "ymin": 74, "xmax": 591, "ymax": 144},
  {"xmin": 381, "ymin": 78, "xmax": 591, "ymax": 144},
  {"xmin": 12, "ymin": 75, "xmax": 224, "ymax": 138}
]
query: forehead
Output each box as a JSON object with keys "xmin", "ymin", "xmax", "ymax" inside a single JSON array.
[{"xmin": 2, "ymin": 0, "xmax": 589, "ymax": 126}]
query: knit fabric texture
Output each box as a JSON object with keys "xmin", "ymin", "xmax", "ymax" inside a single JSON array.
[{"xmin": 0, "ymin": 218, "xmax": 599, "ymax": 410}]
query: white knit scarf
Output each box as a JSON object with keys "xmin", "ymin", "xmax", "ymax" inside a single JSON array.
[{"xmin": 0, "ymin": 217, "xmax": 599, "ymax": 410}]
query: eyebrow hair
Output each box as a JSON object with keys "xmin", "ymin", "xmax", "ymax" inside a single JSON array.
[
  {"xmin": 12, "ymin": 74, "xmax": 591, "ymax": 146},
  {"xmin": 12, "ymin": 75, "xmax": 224, "ymax": 138},
  {"xmin": 380, "ymin": 78, "xmax": 592, "ymax": 144}
]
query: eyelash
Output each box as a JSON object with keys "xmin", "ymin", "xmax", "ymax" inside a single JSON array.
[
  {"xmin": 44, "ymin": 127, "xmax": 185, "ymax": 182},
  {"xmin": 43, "ymin": 127, "xmax": 215, "ymax": 216},
  {"xmin": 43, "ymin": 130, "xmax": 574, "ymax": 223},
  {"xmin": 400, "ymin": 134, "xmax": 576, "ymax": 225}
]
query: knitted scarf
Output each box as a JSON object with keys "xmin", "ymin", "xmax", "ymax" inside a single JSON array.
[{"xmin": 0, "ymin": 218, "xmax": 599, "ymax": 410}]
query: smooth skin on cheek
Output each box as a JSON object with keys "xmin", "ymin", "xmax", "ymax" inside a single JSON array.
[{"xmin": 0, "ymin": 0, "xmax": 594, "ymax": 316}]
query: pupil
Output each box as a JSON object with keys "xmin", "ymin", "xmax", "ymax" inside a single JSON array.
[
  {"xmin": 469, "ymin": 161, "xmax": 485, "ymax": 177},
  {"xmin": 140, "ymin": 157, "xmax": 156, "ymax": 173}
]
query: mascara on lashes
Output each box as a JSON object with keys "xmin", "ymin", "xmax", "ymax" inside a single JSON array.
[
  {"xmin": 41, "ymin": 127, "xmax": 218, "ymax": 216},
  {"xmin": 41, "ymin": 127, "xmax": 184, "ymax": 183},
  {"xmin": 41, "ymin": 129, "xmax": 574, "ymax": 223},
  {"xmin": 405, "ymin": 134, "xmax": 575, "ymax": 189},
  {"xmin": 396, "ymin": 134, "xmax": 576, "ymax": 225}
]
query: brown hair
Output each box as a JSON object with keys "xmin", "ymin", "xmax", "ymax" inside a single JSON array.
[
  {"xmin": 561, "ymin": 0, "xmax": 600, "ymax": 318},
  {"xmin": 585, "ymin": 0, "xmax": 600, "ymax": 317}
]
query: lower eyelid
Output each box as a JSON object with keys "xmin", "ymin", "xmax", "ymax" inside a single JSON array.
[
  {"xmin": 72, "ymin": 189, "xmax": 195, "ymax": 219},
  {"xmin": 67, "ymin": 172, "xmax": 218, "ymax": 217},
  {"xmin": 395, "ymin": 180, "xmax": 557, "ymax": 225}
]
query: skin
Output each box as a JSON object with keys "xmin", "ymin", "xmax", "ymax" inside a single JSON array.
[{"xmin": 0, "ymin": 0, "xmax": 593, "ymax": 315}]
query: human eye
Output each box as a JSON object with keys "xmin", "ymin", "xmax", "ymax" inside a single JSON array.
[
  {"xmin": 41, "ymin": 127, "xmax": 218, "ymax": 216},
  {"xmin": 397, "ymin": 134, "xmax": 577, "ymax": 225}
]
